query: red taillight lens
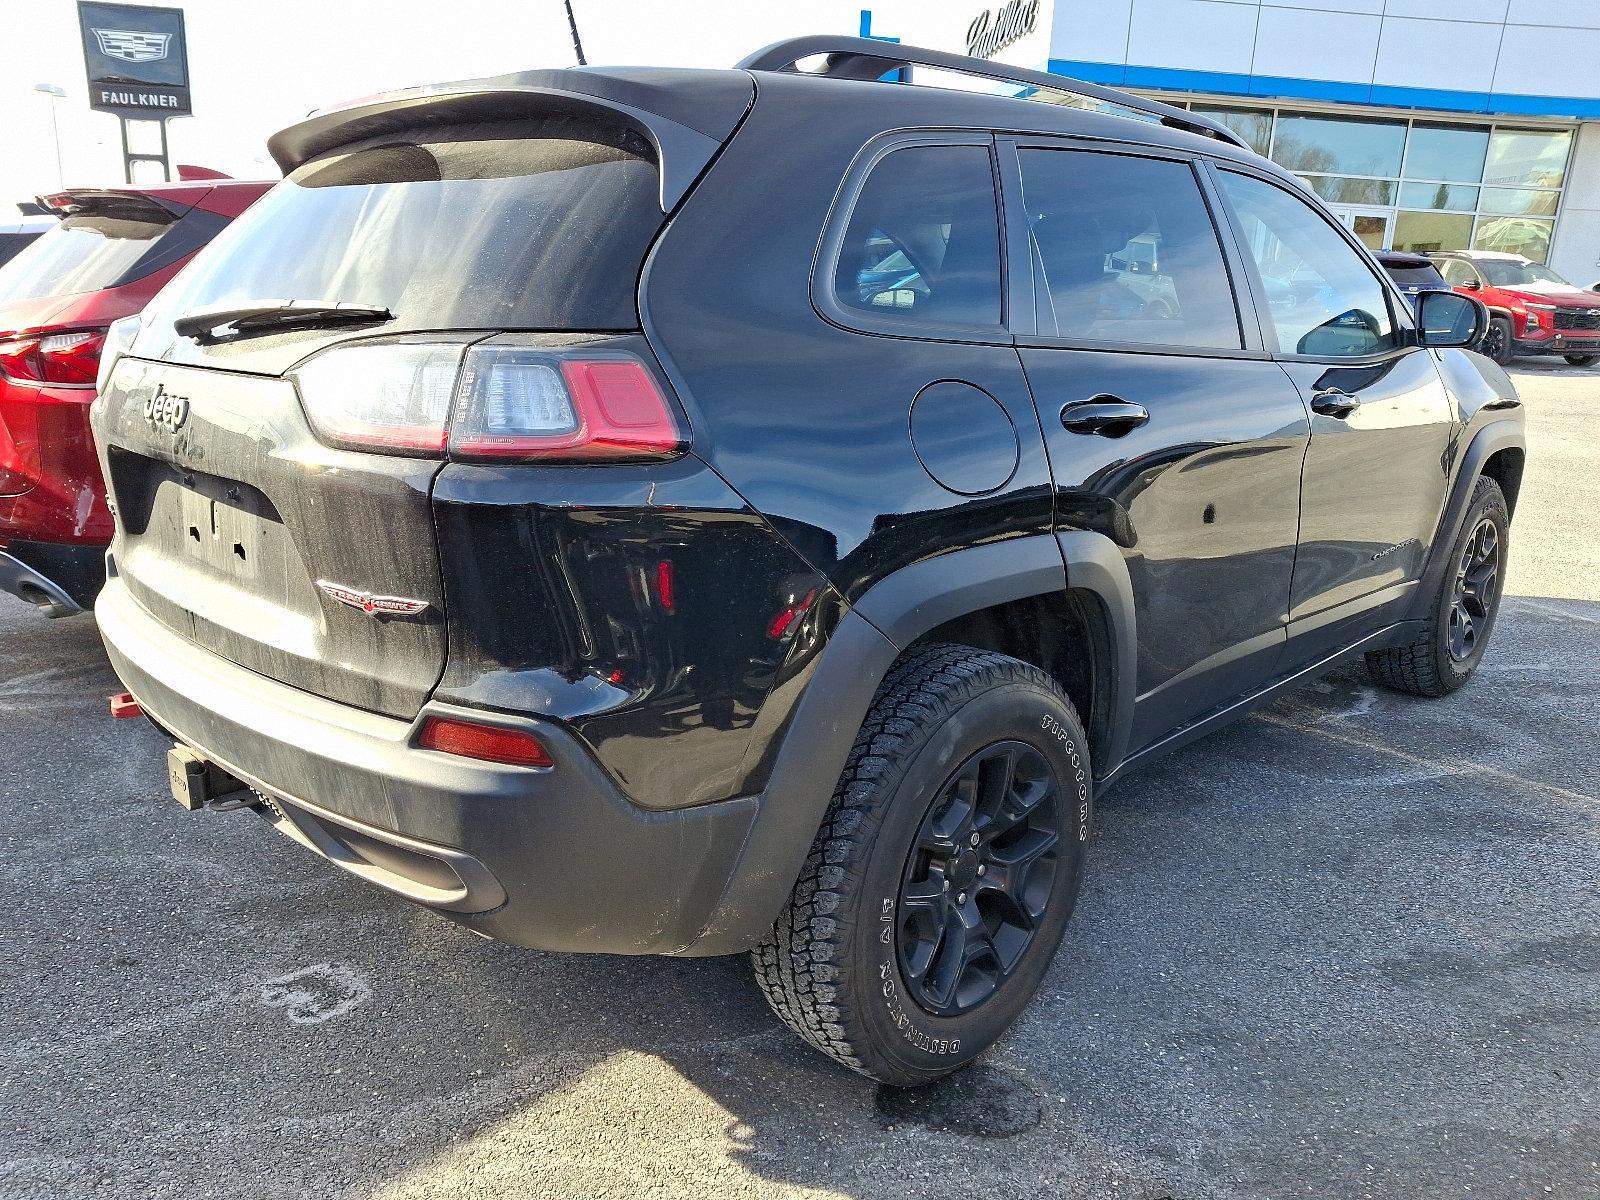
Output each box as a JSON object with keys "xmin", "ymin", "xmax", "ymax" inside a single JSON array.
[
  {"xmin": 449, "ymin": 349, "xmax": 686, "ymax": 461},
  {"xmin": 290, "ymin": 341, "xmax": 688, "ymax": 463},
  {"xmin": 0, "ymin": 330, "xmax": 106, "ymax": 387},
  {"xmin": 416, "ymin": 716, "xmax": 553, "ymax": 768}
]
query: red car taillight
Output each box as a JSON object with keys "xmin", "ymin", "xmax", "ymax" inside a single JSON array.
[
  {"xmin": 0, "ymin": 330, "xmax": 107, "ymax": 387},
  {"xmin": 289, "ymin": 340, "xmax": 687, "ymax": 462}
]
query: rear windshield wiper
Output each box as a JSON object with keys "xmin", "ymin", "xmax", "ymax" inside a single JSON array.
[{"xmin": 173, "ymin": 300, "xmax": 394, "ymax": 345}]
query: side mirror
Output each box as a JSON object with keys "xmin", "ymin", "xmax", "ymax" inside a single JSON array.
[
  {"xmin": 1459, "ymin": 279, "xmax": 1481, "ymax": 291},
  {"xmin": 1417, "ymin": 290, "xmax": 1486, "ymax": 349}
]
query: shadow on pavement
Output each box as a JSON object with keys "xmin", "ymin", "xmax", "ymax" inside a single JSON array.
[{"xmin": 1, "ymin": 594, "xmax": 1594, "ymax": 1199}]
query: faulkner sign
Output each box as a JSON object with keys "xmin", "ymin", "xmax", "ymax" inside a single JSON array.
[
  {"xmin": 966, "ymin": 0, "xmax": 1040, "ymax": 59},
  {"xmin": 78, "ymin": 2, "xmax": 192, "ymax": 116}
]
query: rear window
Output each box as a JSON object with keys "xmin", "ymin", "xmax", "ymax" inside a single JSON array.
[
  {"xmin": 0, "ymin": 212, "xmax": 173, "ymax": 304},
  {"xmin": 141, "ymin": 119, "xmax": 664, "ymax": 336},
  {"xmin": 1384, "ymin": 263, "xmax": 1446, "ymax": 287}
]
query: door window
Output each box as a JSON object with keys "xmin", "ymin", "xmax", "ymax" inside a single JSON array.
[
  {"xmin": 831, "ymin": 144, "xmax": 1002, "ymax": 329},
  {"xmin": 1019, "ymin": 149, "xmax": 1242, "ymax": 350},
  {"xmin": 1219, "ymin": 171, "xmax": 1399, "ymax": 359},
  {"xmin": 1439, "ymin": 257, "xmax": 1480, "ymax": 287}
]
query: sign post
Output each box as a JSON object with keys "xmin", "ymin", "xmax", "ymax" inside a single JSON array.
[{"xmin": 76, "ymin": 2, "xmax": 191, "ymax": 184}]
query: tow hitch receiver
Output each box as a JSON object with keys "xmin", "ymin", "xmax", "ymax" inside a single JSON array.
[{"xmin": 167, "ymin": 745, "xmax": 256, "ymax": 812}]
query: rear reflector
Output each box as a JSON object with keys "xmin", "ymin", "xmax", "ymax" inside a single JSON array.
[
  {"xmin": 416, "ymin": 716, "xmax": 553, "ymax": 768},
  {"xmin": 109, "ymin": 692, "xmax": 143, "ymax": 719}
]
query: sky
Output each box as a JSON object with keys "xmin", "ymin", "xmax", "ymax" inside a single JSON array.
[{"xmin": 0, "ymin": 0, "xmax": 992, "ymax": 205}]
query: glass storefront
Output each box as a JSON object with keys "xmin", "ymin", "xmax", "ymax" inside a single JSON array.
[{"xmin": 1181, "ymin": 103, "xmax": 1573, "ymax": 262}]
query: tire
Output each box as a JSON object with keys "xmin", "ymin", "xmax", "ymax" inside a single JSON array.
[
  {"xmin": 1481, "ymin": 316, "xmax": 1515, "ymax": 366},
  {"xmin": 1366, "ymin": 476, "xmax": 1509, "ymax": 698},
  {"xmin": 1564, "ymin": 354, "xmax": 1597, "ymax": 367},
  {"xmin": 752, "ymin": 643, "xmax": 1091, "ymax": 1086}
]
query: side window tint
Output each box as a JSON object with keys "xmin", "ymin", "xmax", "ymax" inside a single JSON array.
[
  {"xmin": 1442, "ymin": 259, "xmax": 1477, "ymax": 287},
  {"xmin": 1218, "ymin": 171, "xmax": 1398, "ymax": 358},
  {"xmin": 833, "ymin": 145, "xmax": 1002, "ymax": 328},
  {"xmin": 1019, "ymin": 149, "xmax": 1242, "ymax": 350}
]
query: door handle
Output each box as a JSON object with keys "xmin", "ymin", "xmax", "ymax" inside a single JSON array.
[
  {"xmin": 1060, "ymin": 397, "xmax": 1150, "ymax": 437},
  {"xmin": 1311, "ymin": 388, "xmax": 1360, "ymax": 418}
]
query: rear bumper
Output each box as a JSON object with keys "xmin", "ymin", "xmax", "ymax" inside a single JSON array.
[
  {"xmin": 0, "ymin": 539, "xmax": 105, "ymax": 615},
  {"xmin": 96, "ymin": 578, "xmax": 758, "ymax": 954}
]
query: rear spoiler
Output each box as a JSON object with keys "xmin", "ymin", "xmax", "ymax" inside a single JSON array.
[
  {"xmin": 34, "ymin": 189, "xmax": 192, "ymax": 222},
  {"xmin": 267, "ymin": 68, "xmax": 754, "ymax": 213}
]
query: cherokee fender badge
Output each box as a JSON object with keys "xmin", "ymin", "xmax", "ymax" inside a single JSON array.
[{"xmin": 316, "ymin": 580, "xmax": 429, "ymax": 618}]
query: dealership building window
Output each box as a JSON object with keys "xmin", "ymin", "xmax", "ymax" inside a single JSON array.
[{"xmin": 1167, "ymin": 103, "xmax": 1573, "ymax": 262}]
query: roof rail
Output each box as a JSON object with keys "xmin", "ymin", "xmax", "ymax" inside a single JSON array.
[{"xmin": 736, "ymin": 35, "xmax": 1251, "ymax": 152}]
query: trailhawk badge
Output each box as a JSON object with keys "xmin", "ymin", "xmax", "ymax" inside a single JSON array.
[{"xmin": 316, "ymin": 580, "xmax": 429, "ymax": 618}]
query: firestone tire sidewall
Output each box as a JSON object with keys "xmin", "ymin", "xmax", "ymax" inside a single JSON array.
[{"xmin": 847, "ymin": 682, "xmax": 1090, "ymax": 1085}]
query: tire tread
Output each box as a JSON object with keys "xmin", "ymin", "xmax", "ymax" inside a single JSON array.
[{"xmin": 751, "ymin": 642, "xmax": 1075, "ymax": 1080}]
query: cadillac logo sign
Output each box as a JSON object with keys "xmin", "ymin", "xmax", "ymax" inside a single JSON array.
[
  {"xmin": 92, "ymin": 28, "xmax": 172, "ymax": 63},
  {"xmin": 967, "ymin": 0, "xmax": 1040, "ymax": 59},
  {"xmin": 317, "ymin": 580, "xmax": 430, "ymax": 618},
  {"xmin": 78, "ymin": 2, "xmax": 192, "ymax": 116}
]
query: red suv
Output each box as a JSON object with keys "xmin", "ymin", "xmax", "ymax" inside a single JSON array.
[
  {"xmin": 1430, "ymin": 249, "xmax": 1600, "ymax": 367},
  {"xmin": 0, "ymin": 179, "xmax": 270, "ymax": 615}
]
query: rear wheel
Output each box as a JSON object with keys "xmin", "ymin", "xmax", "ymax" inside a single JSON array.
[
  {"xmin": 1366, "ymin": 476, "xmax": 1508, "ymax": 697},
  {"xmin": 1481, "ymin": 316, "xmax": 1515, "ymax": 365},
  {"xmin": 1564, "ymin": 354, "xmax": 1597, "ymax": 366},
  {"xmin": 752, "ymin": 643, "xmax": 1090, "ymax": 1085}
]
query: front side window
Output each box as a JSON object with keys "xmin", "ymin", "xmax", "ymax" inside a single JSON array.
[
  {"xmin": 1219, "ymin": 171, "xmax": 1399, "ymax": 359},
  {"xmin": 1439, "ymin": 258, "xmax": 1480, "ymax": 287},
  {"xmin": 1020, "ymin": 149, "xmax": 1241, "ymax": 350},
  {"xmin": 832, "ymin": 144, "xmax": 1002, "ymax": 329}
]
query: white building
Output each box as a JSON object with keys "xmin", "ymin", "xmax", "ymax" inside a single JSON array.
[{"xmin": 891, "ymin": 0, "xmax": 1600, "ymax": 282}]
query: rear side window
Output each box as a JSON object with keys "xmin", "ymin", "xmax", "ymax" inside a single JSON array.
[
  {"xmin": 1020, "ymin": 149, "xmax": 1242, "ymax": 350},
  {"xmin": 140, "ymin": 118, "xmax": 665, "ymax": 337},
  {"xmin": 831, "ymin": 144, "xmax": 1002, "ymax": 330},
  {"xmin": 1218, "ymin": 171, "xmax": 1399, "ymax": 358},
  {"xmin": 0, "ymin": 212, "xmax": 171, "ymax": 304}
]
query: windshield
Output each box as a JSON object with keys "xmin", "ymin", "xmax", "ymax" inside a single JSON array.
[
  {"xmin": 1480, "ymin": 259, "xmax": 1569, "ymax": 288},
  {"xmin": 0, "ymin": 212, "xmax": 171, "ymax": 304},
  {"xmin": 141, "ymin": 118, "xmax": 665, "ymax": 338}
]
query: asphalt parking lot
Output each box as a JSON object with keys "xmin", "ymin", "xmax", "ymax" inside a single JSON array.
[{"xmin": 2, "ymin": 364, "xmax": 1596, "ymax": 1200}]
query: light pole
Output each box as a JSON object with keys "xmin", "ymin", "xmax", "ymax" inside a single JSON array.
[{"xmin": 34, "ymin": 84, "xmax": 67, "ymax": 191}]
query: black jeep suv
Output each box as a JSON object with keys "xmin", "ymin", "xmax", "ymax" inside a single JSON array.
[{"xmin": 91, "ymin": 37, "xmax": 1525, "ymax": 1085}]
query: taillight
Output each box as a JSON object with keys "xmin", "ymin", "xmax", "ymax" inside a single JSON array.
[
  {"xmin": 290, "ymin": 341, "xmax": 462, "ymax": 455},
  {"xmin": 0, "ymin": 329, "xmax": 106, "ymax": 387},
  {"xmin": 416, "ymin": 716, "xmax": 553, "ymax": 768},
  {"xmin": 289, "ymin": 339, "xmax": 687, "ymax": 462}
]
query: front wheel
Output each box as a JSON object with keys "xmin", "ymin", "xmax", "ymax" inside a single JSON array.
[
  {"xmin": 1366, "ymin": 476, "xmax": 1508, "ymax": 697},
  {"xmin": 752, "ymin": 644, "xmax": 1091, "ymax": 1085},
  {"xmin": 1481, "ymin": 316, "xmax": 1515, "ymax": 365},
  {"xmin": 1564, "ymin": 354, "xmax": 1597, "ymax": 366}
]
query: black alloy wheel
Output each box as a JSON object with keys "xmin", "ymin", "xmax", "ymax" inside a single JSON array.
[
  {"xmin": 896, "ymin": 741, "xmax": 1060, "ymax": 1017},
  {"xmin": 1448, "ymin": 516, "xmax": 1500, "ymax": 662},
  {"xmin": 1481, "ymin": 317, "xmax": 1514, "ymax": 365},
  {"xmin": 1564, "ymin": 354, "xmax": 1597, "ymax": 366}
]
